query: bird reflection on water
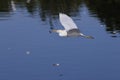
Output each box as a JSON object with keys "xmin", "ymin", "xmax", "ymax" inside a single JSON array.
[{"xmin": 50, "ymin": 13, "xmax": 94, "ymax": 39}]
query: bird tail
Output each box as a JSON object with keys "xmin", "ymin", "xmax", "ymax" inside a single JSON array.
[
  {"xmin": 84, "ymin": 35, "xmax": 94, "ymax": 39},
  {"xmin": 80, "ymin": 33, "xmax": 94, "ymax": 39}
]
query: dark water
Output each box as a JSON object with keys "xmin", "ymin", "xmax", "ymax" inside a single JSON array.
[{"xmin": 0, "ymin": 0, "xmax": 120, "ymax": 80}]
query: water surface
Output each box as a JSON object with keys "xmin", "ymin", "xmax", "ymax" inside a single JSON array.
[{"xmin": 0, "ymin": 0, "xmax": 120, "ymax": 80}]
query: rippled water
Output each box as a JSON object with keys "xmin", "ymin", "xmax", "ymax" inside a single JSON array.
[{"xmin": 0, "ymin": 0, "xmax": 120, "ymax": 80}]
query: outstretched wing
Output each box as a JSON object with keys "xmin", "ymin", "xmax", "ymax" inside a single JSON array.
[{"xmin": 59, "ymin": 13, "xmax": 78, "ymax": 31}]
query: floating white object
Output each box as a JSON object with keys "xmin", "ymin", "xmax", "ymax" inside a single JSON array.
[
  {"xmin": 53, "ymin": 63, "xmax": 60, "ymax": 67},
  {"xmin": 26, "ymin": 51, "xmax": 30, "ymax": 55}
]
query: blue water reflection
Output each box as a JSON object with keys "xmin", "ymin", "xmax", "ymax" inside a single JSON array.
[{"xmin": 0, "ymin": 0, "xmax": 120, "ymax": 80}]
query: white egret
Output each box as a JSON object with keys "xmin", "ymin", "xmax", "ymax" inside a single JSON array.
[{"xmin": 51, "ymin": 13, "xmax": 94, "ymax": 39}]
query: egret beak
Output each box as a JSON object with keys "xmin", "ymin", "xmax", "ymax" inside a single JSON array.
[
  {"xmin": 49, "ymin": 29, "xmax": 58, "ymax": 33},
  {"xmin": 52, "ymin": 29, "xmax": 58, "ymax": 32}
]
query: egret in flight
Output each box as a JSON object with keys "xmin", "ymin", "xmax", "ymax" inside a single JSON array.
[{"xmin": 51, "ymin": 13, "xmax": 94, "ymax": 39}]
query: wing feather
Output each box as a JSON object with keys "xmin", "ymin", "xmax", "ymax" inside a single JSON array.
[{"xmin": 59, "ymin": 13, "xmax": 78, "ymax": 31}]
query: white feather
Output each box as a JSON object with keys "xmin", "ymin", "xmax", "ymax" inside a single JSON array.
[{"xmin": 59, "ymin": 13, "xmax": 78, "ymax": 31}]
